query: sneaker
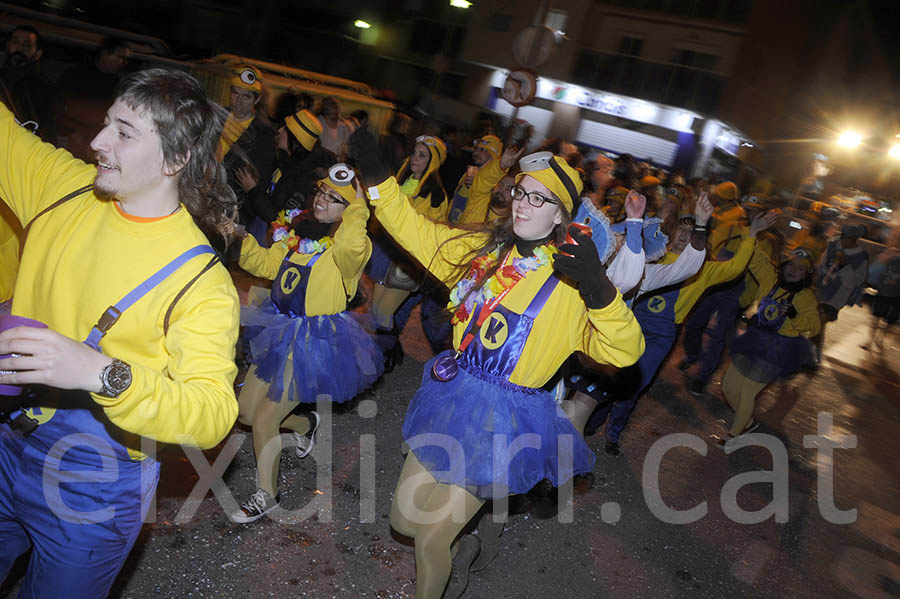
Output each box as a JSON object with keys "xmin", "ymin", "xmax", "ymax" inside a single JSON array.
[
  {"xmin": 443, "ymin": 534, "xmax": 481, "ymax": 599},
  {"xmin": 230, "ymin": 489, "xmax": 279, "ymax": 524},
  {"xmin": 688, "ymin": 379, "xmax": 705, "ymax": 396},
  {"xmin": 294, "ymin": 411, "xmax": 320, "ymax": 458}
]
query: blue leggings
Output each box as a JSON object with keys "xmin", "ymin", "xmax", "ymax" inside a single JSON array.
[{"xmin": 0, "ymin": 431, "xmax": 159, "ymax": 598}]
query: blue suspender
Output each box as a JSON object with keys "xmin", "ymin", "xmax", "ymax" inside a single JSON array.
[
  {"xmin": 523, "ymin": 275, "xmax": 560, "ymax": 319},
  {"xmin": 83, "ymin": 245, "xmax": 216, "ymax": 351}
]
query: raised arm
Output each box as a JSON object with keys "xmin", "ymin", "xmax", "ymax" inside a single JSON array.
[{"xmin": 332, "ymin": 189, "xmax": 373, "ymax": 299}]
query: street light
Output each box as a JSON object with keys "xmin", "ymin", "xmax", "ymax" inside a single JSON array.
[
  {"xmin": 450, "ymin": 0, "xmax": 472, "ymax": 8},
  {"xmin": 354, "ymin": 20, "xmax": 371, "ymax": 29},
  {"xmin": 836, "ymin": 131, "xmax": 862, "ymax": 149}
]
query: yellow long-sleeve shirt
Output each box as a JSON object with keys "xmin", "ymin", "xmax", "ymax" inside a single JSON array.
[
  {"xmin": 239, "ymin": 198, "xmax": 372, "ymax": 315},
  {"xmin": 370, "ymin": 177, "xmax": 644, "ymax": 387},
  {"xmin": 708, "ymin": 203, "xmax": 747, "ymax": 259},
  {"xmin": 0, "ymin": 102, "xmax": 240, "ymax": 456},
  {"xmin": 747, "ymin": 245, "xmax": 821, "ymax": 338},
  {"xmin": 673, "ymin": 235, "xmax": 757, "ymax": 324},
  {"xmin": 455, "ymin": 157, "xmax": 507, "ymax": 225}
]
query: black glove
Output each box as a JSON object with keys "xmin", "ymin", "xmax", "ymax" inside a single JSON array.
[
  {"xmin": 347, "ymin": 128, "xmax": 391, "ymax": 187},
  {"xmin": 553, "ymin": 226, "xmax": 617, "ymax": 309},
  {"xmin": 786, "ymin": 305, "xmax": 797, "ymax": 319}
]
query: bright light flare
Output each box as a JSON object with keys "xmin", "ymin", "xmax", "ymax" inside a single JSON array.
[
  {"xmin": 354, "ymin": 20, "xmax": 371, "ymax": 29},
  {"xmin": 889, "ymin": 144, "xmax": 900, "ymax": 159},
  {"xmin": 836, "ymin": 131, "xmax": 862, "ymax": 149},
  {"xmin": 450, "ymin": 0, "xmax": 472, "ymax": 8}
]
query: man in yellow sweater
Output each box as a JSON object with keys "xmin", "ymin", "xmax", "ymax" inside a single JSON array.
[{"xmin": 0, "ymin": 69, "xmax": 240, "ymax": 597}]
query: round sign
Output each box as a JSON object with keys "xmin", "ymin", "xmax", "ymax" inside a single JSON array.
[
  {"xmin": 512, "ymin": 26, "xmax": 556, "ymax": 68},
  {"xmin": 501, "ymin": 69, "xmax": 537, "ymax": 108}
]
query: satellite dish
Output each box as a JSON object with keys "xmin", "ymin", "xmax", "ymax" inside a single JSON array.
[{"xmin": 512, "ymin": 26, "xmax": 556, "ymax": 68}]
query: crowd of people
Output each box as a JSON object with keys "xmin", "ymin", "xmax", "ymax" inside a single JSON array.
[{"xmin": 0, "ymin": 31, "xmax": 899, "ymax": 598}]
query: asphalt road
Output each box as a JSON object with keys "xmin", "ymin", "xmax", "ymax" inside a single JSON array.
[{"xmin": 2, "ymin": 278, "xmax": 898, "ymax": 599}]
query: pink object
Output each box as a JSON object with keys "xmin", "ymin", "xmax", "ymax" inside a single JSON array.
[
  {"xmin": 561, "ymin": 222, "xmax": 592, "ymax": 256},
  {"xmin": 0, "ymin": 314, "xmax": 47, "ymax": 396}
]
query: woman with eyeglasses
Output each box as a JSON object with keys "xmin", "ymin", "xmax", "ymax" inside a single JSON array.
[
  {"xmin": 228, "ymin": 164, "xmax": 383, "ymax": 524},
  {"xmin": 351, "ymin": 129, "xmax": 644, "ymax": 598}
]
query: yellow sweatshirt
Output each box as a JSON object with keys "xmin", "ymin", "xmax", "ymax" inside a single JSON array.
[
  {"xmin": 673, "ymin": 235, "xmax": 757, "ymax": 324},
  {"xmin": 369, "ymin": 177, "xmax": 644, "ymax": 387},
  {"xmin": 239, "ymin": 198, "xmax": 372, "ymax": 315},
  {"xmin": 455, "ymin": 157, "xmax": 507, "ymax": 225},
  {"xmin": 708, "ymin": 202, "xmax": 747, "ymax": 259},
  {"xmin": 0, "ymin": 102, "xmax": 240, "ymax": 456},
  {"xmin": 747, "ymin": 246, "xmax": 821, "ymax": 338}
]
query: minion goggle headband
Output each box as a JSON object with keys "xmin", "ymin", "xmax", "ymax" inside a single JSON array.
[
  {"xmin": 519, "ymin": 151, "xmax": 579, "ymax": 208},
  {"xmin": 232, "ymin": 67, "xmax": 262, "ymax": 93},
  {"xmin": 415, "ymin": 135, "xmax": 441, "ymax": 149}
]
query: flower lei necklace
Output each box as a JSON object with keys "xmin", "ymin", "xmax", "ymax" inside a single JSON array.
[
  {"xmin": 270, "ymin": 209, "xmax": 333, "ymax": 255},
  {"xmin": 447, "ymin": 243, "xmax": 557, "ymax": 325}
]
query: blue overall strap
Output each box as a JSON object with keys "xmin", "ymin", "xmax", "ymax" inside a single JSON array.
[
  {"xmin": 84, "ymin": 245, "xmax": 216, "ymax": 351},
  {"xmin": 306, "ymin": 252, "xmax": 325, "ymax": 268},
  {"xmin": 522, "ymin": 275, "xmax": 560, "ymax": 319}
]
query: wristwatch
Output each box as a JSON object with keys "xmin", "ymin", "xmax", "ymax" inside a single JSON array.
[{"xmin": 98, "ymin": 358, "xmax": 133, "ymax": 398}]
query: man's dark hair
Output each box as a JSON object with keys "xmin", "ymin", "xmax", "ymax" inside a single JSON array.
[
  {"xmin": 9, "ymin": 25, "xmax": 42, "ymax": 49},
  {"xmin": 116, "ymin": 68, "xmax": 237, "ymax": 241}
]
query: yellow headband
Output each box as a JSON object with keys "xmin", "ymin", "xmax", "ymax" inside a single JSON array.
[{"xmin": 231, "ymin": 65, "xmax": 262, "ymax": 94}]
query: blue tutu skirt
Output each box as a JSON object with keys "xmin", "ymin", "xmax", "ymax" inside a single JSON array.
[
  {"xmin": 402, "ymin": 351, "xmax": 596, "ymax": 499},
  {"xmin": 241, "ymin": 297, "xmax": 384, "ymax": 403},
  {"xmin": 731, "ymin": 327, "xmax": 815, "ymax": 383}
]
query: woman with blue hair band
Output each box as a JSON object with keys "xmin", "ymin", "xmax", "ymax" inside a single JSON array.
[
  {"xmin": 350, "ymin": 129, "xmax": 644, "ymax": 599},
  {"xmin": 229, "ymin": 164, "xmax": 383, "ymax": 523}
]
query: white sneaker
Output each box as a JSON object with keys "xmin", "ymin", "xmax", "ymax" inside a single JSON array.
[
  {"xmin": 294, "ymin": 411, "xmax": 320, "ymax": 458},
  {"xmin": 229, "ymin": 489, "xmax": 279, "ymax": 523}
]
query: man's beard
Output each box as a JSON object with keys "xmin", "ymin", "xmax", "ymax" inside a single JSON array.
[{"xmin": 4, "ymin": 52, "xmax": 31, "ymax": 69}]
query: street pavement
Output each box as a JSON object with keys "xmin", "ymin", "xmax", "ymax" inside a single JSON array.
[{"xmin": 2, "ymin": 276, "xmax": 898, "ymax": 599}]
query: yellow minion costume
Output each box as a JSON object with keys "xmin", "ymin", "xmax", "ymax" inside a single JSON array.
[
  {"xmin": 450, "ymin": 135, "xmax": 507, "ymax": 225},
  {"xmin": 0, "ymin": 201, "xmax": 21, "ymax": 304},
  {"xmin": 397, "ymin": 135, "xmax": 449, "ymax": 221},
  {"xmin": 285, "ymin": 109, "xmax": 322, "ymax": 153}
]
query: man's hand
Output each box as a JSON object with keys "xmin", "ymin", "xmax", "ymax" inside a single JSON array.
[
  {"xmin": 500, "ymin": 145, "xmax": 526, "ymax": 170},
  {"xmin": 694, "ymin": 192, "xmax": 714, "ymax": 226},
  {"xmin": 749, "ymin": 210, "xmax": 778, "ymax": 238},
  {"xmin": 624, "ymin": 190, "xmax": 646, "ymax": 220},
  {"xmin": 0, "ymin": 327, "xmax": 112, "ymax": 393}
]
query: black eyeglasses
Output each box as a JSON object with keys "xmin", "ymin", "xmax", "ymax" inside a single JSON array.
[
  {"xmin": 315, "ymin": 186, "xmax": 347, "ymax": 206},
  {"xmin": 510, "ymin": 185, "xmax": 558, "ymax": 208}
]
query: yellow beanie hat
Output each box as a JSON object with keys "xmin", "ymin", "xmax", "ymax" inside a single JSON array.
[
  {"xmin": 516, "ymin": 152, "xmax": 583, "ymax": 213},
  {"xmin": 317, "ymin": 164, "xmax": 357, "ymax": 204},
  {"xmin": 474, "ymin": 134, "xmax": 503, "ymax": 160},
  {"xmin": 286, "ymin": 109, "xmax": 323, "ymax": 151}
]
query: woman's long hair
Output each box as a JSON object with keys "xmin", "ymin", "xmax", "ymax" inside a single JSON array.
[{"xmin": 396, "ymin": 151, "xmax": 446, "ymax": 207}]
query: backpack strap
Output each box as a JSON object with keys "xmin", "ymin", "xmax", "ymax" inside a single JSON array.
[
  {"xmin": 163, "ymin": 253, "xmax": 222, "ymax": 335},
  {"xmin": 19, "ymin": 185, "xmax": 93, "ymax": 254}
]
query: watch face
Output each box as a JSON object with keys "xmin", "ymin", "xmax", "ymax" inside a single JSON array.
[{"xmin": 107, "ymin": 362, "xmax": 132, "ymax": 393}]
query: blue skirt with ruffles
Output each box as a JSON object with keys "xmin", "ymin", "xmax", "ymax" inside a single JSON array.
[
  {"xmin": 731, "ymin": 326, "xmax": 815, "ymax": 383},
  {"xmin": 241, "ymin": 298, "xmax": 384, "ymax": 403},
  {"xmin": 402, "ymin": 351, "xmax": 596, "ymax": 499}
]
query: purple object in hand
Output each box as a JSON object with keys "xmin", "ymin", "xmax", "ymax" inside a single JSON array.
[
  {"xmin": 0, "ymin": 314, "xmax": 48, "ymax": 396},
  {"xmin": 431, "ymin": 354, "xmax": 460, "ymax": 382}
]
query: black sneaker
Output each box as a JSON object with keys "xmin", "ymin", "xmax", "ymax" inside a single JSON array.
[
  {"xmin": 229, "ymin": 489, "xmax": 279, "ymax": 524},
  {"xmin": 294, "ymin": 411, "xmax": 320, "ymax": 458}
]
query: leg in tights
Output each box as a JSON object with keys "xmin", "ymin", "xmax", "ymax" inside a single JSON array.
[
  {"xmin": 390, "ymin": 452, "xmax": 484, "ymax": 599},
  {"xmin": 562, "ymin": 391, "xmax": 599, "ymax": 435},
  {"xmin": 721, "ymin": 363, "xmax": 766, "ymax": 436},
  {"xmin": 371, "ymin": 283, "xmax": 412, "ymax": 331},
  {"xmin": 239, "ymin": 364, "xmax": 314, "ymax": 496}
]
